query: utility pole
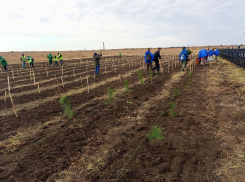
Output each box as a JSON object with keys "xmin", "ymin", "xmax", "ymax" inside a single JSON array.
[{"xmin": 103, "ymin": 42, "xmax": 105, "ymax": 50}]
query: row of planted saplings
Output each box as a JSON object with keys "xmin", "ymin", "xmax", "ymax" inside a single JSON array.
[{"xmin": 4, "ymin": 54, "xmax": 195, "ymax": 118}]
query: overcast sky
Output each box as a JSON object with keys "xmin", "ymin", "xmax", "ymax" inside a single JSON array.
[{"xmin": 1, "ymin": 0, "xmax": 244, "ymax": 51}]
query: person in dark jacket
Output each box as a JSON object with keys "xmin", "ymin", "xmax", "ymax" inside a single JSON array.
[
  {"xmin": 179, "ymin": 47, "xmax": 189, "ymax": 71},
  {"xmin": 93, "ymin": 52, "xmax": 102, "ymax": 75},
  {"xmin": 0, "ymin": 56, "xmax": 8, "ymax": 72},
  {"xmin": 144, "ymin": 48, "xmax": 154, "ymax": 75},
  {"xmin": 152, "ymin": 48, "xmax": 162, "ymax": 74}
]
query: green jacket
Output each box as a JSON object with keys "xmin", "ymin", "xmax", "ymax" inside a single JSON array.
[
  {"xmin": 28, "ymin": 56, "xmax": 33, "ymax": 64},
  {"xmin": 93, "ymin": 54, "xmax": 101, "ymax": 65},
  {"xmin": 0, "ymin": 56, "xmax": 8, "ymax": 66},
  {"xmin": 47, "ymin": 53, "xmax": 53, "ymax": 62}
]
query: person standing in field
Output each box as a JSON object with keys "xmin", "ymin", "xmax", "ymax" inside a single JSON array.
[
  {"xmin": 214, "ymin": 48, "xmax": 219, "ymax": 60},
  {"xmin": 144, "ymin": 48, "xmax": 154, "ymax": 75},
  {"xmin": 20, "ymin": 54, "xmax": 26, "ymax": 68},
  {"xmin": 0, "ymin": 56, "xmax": 8, "ymax": 72},
  {"xmin": 53, "ymin": 54, "xmax": 59, "ymax": 66},
  {"xmin": 58, "ymin": 53, "xmax": 63, "ymax": 66},
  {"xmin": 28, "ymin": 56, "xmax": 34, "ymax": 68},
  {"xmin": 93, "ymin": 52, "xmax": 102, "ymax": 76},
  {"xmin": 208, "ymin": 48, "xmax": 214, "ymax": 61},
  {"xmin": 118, "ymin": 52, "xmax": 122, "ymax": 58},
  {"xmin": 152, "ymin": 48, "xmax": 162, "ymax": 75},
  {"xmin": 179, "ymin": 47, "xmax": 189, "ymax": 71},
  {"xmin": 47, "ymin": 53, "xmax": 53, "ymax": 67}
]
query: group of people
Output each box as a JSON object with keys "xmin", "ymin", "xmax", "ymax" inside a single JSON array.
[
  {"xmin": 198, "ymin": 48, "xmax": 219, "ymax": 65},
  {"xmin": 20, "ymin": 54, "xmax": 34, "ymax": 68},
  {"xmin": 47, "ymin": 53, "xmax": 63, "ymax": 67}
]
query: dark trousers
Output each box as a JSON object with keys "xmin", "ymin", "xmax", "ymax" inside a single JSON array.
[
  {"xmin": 3, "ymin": 66, "xmax": 8, "ymax": 72},
  {"xmin": 49, "ymin": 62, "xmax": 52, "ymax": 67},
  {"xmin": 152, "ymin": 61, "xmax": 160, "ymax": 72},
  {"xmin": 146, "ymin": 62, "xmax": 152, "ymax": 75},
  {"xmin": 55, "ymin": 61, "xmax": 59, "ymax": 66},
  {"xmin": 95, "ymin": 65, "xmax": 100, "ymax": 75},
  {"xmin": 30, "ymin": 63, "xmax": 34, "ymax": 68}
]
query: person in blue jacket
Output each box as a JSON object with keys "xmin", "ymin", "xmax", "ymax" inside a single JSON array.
[
  {"xmin": 179, "ymin": 47, "xmax": 189, "ymax": 71},
  {"xmin": 198, "ymin": 49, "xmax": 206, "ymax": 66},
  {"xmin": 144, "ymin": 48, "xmax": 154, "ymax": 75},
  {"xmin": 214, "ymin": 48, "xmax": 219, "ymax": 60},
  {"xmin": 208, "ymin": 49, "xmax": 214, "ymax": 61}
]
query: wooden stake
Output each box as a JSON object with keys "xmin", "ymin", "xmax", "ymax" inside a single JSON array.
[
  {"xmin": 56, "ymin": 80, "xmax": 61, "ymax": 99},
  {"xmin": 5, "ymin": 91, "xmax": 7, "ymax": 102},
  {"xmin": 17, "ymin": 68, "xmax": 18, "ymax": 74},
  {"xmin": 1, "ymin": 68, "xmax": 2, "ymax": 74},
  {"xmin": 73, "ymin": 68, "xmax": 75, "ymax": 77},
  {"xmin": 168, "ymin": 65, "xmax": 169, "ymax": 74},
  {"xmin": 61, "ymin": 76, "xmax": 64, "ymax": 88},
  {"xmin": 172, "ymin": 61, "xmax": 173, "ymax": 71},
  {"xmin": 12, "ymin": 69, "xmax": 14, "ymax": 79},
  {"xmin": 47, "ymin": 71, "xmax": 49, "ymax": 77},
  {"xmin": 119, "ymin": 74, "xmax": 121, "ymax": 82},
  {"xmin": 7, "ymin": 76, "xmax": 10, "ymax": 92},
  {"xmin": 115, "ymin": 68, "xmax": 116, "ymax": 73},
  {"xmin": 33, "ymin": 72, "xmax": 36, "ymax": 86},
  {"xmin": 38, "ymin": 83, "xmax": 40, "ymax": 93},
  {"xmin": 9, "ymin": 92, "xmax": 17, "ymax": 117},
  {"xmin": 30, "ymin": 68, "xmax": 32, "ymax": 80},
  {"xmin": 175, "ymin": 59, "xmax": 176, "ymax": 68},
  {"xmin": 62, "ymin": 66, "xmax": 63, "ymax": 75}
]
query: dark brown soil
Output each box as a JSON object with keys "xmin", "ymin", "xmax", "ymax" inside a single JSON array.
[{"xmin": 1, "ymin": 58, "xmax": 242, "ymax": 182}]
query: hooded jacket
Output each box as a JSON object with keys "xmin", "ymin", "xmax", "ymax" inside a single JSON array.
[
  {"xmin": 179, "ymin": 49, "xmax": 189, "ymax": 61},
  {"xmin": 28, "ymin": 56, "xmax": 33, "ymax": 63},
  {"xmin": 47, "ymin": 53, "xmax": 53, "ymax": 62},
  {"xmin": 93, "ymin": 53, "xmax": 102, "ymax": 65},
  {"xmin": 208, "ymin": 50, "xmax": 214, "ymax": 56},
  {"xmin": 0, "ymin": 56, "xmax": 8, "ymax": 66},
  {"xmin": 214, "ymin": 49, "xmax": 219, "ymax": 56},
  {"xmin": 199, "ymin": 49, "xmax": 207, "ymax": 59},
  {"xmin": 144, "ymin": 51, "xmax": 154, "ymax": 63}
]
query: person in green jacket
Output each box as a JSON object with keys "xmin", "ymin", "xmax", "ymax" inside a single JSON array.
[
  {"xmin": 28, "ymin": 56, "xmax": 34, "ymax": 68},
  {"xmin": 0, "ymin": 56, "xmax": 8, "ymax": 72},
  {"xmin": 47, "ymin": 53, "xmax": 53, "ymax": 67},
  {"xmin": 53, "ymin": 54, "xmax": 59, "ymax": 66},
  {"xmin": 118, "ymin": 52, "xmax": 121, "ymax": 58}
]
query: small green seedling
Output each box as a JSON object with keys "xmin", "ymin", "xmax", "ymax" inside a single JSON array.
[
  {"xmin": 59, "ymin": 96, "xmax": 74, "ymax": 119},
  {"xmin": 149, "ymin": 70, "xmax": 153, "ymax": 82},
  {"xmin": 126, "ymin": 100, "xmax": 132, "ymax": 104},
  {"xmin": 187, "ymin": 49, "xmax": 193, "ymax": 55},
  {"xmin": 169, "ymin": 102, "xmax": 177, "ymax": 116},
  {"xmin": 124, "ymin": 79, "xmax": 130, "ymax": 93},
  {"xmin": 104, "ymin": 87, "xmax": 116, "ymax": 105},
  {"xmin": 173, "ymin": 89, "xmax": 180, "ymax": 96},
  {"xmin": 137, "ymin": 70, "xmax": 144, "ymax": 85},
  {"xmin": 187, "ymin": 71, "xmax": 193, "ymax": 78},
  {"xmin": 147, "ymin": 125, "xmax": 164, "ymax": 141}
]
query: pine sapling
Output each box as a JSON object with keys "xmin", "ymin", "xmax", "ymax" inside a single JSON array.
[
  {"xmin": 173, "ymin": 89, "xmax": 180, "ymax": 97},
  {"xmin": 104, "ymin": 87, "xmax": 116, "ymax": 105},
  {"xmin": 149, "ymin": 70, "xmax": 153, "ymax": 82},
  {"xmin": 124, "ymin": 79, "xmax": 130, "ymax": 93},
  {"xmin": 137, "ymin": 70, "xmax": 144, "ymax": 85},
  {"xmin": 169, "ymin": 102, "xmax": 177, "ymax": 116},
  {"xmin": 59, "ymin": 96, "xmax": 74, "ymax": 120},
  {"xmin": 147, "ymin": 125, "xmax": 164, "ymax": 141}
]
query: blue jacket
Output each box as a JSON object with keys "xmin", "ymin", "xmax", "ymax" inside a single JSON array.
[
  {"xmin": 204, "ymin": 49, "xmax": 208, "ymax": 57},
  {"xmin": 208, "ymin": 50, "xmax": 214, "ymax": 56},
  {"xmin": 179, "ymin": 49, "xmax": 189, "ymax": 61},
  {"xmin": 144, "ymin": 51, "xmax": 154, "ymax": 63},
  {"xmin": 214, "ymin": 49, "xmax": 219, "ymax": 56},
  {"xmin": 198, "ymin": 49, "xmax": 206, "ymax": 59}
]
